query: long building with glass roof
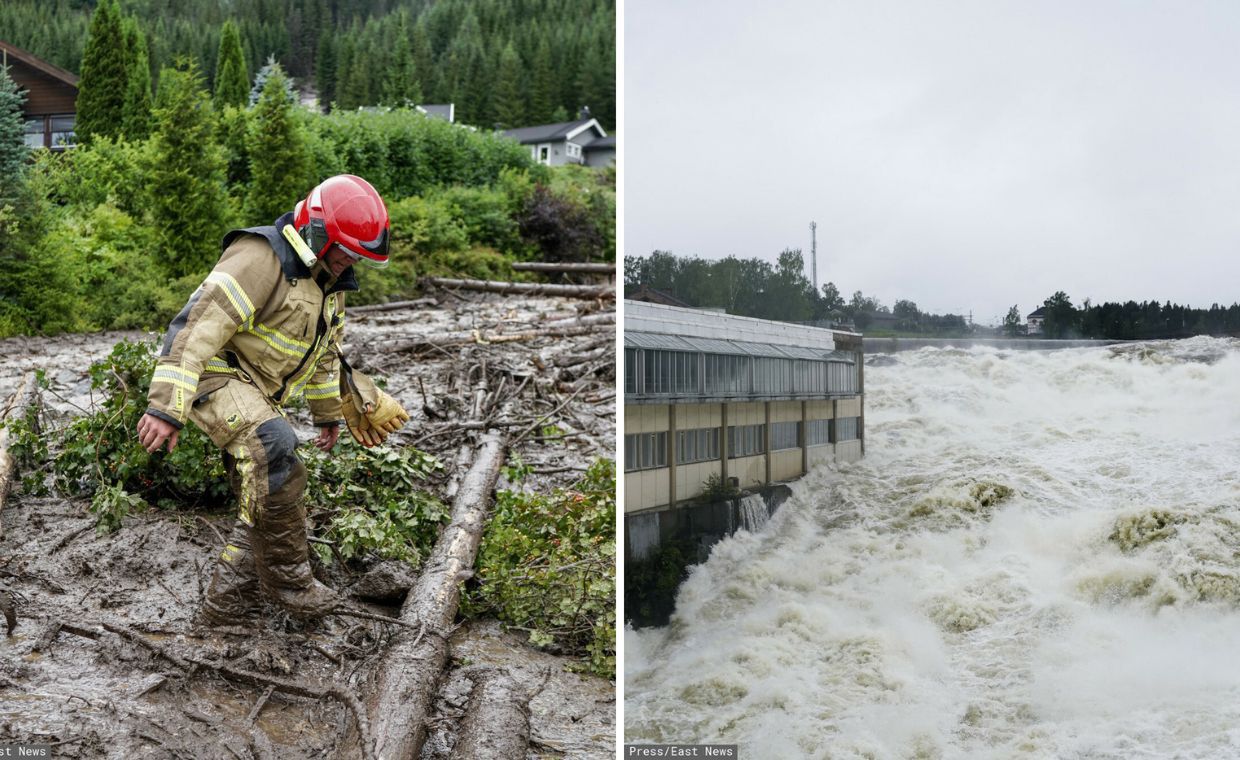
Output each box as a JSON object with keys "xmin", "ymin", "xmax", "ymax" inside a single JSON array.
[{"xmin": 623, "ymin": 300, "xmax": 865, "ymax": 558}]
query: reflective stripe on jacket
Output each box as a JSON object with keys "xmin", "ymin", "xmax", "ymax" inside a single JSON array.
[{"xmin": 146, "ymin": 212, "xmax": 359, "ymax": 428}]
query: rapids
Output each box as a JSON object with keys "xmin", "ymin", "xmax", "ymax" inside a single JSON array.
[{"xmin": 625, "ymin": 337, "xmax": 1240, "ymax": 759}]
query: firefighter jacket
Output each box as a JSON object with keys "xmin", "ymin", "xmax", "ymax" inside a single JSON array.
[{"xmin": 145, "ymin": 212, "xmax": 359, "ymax": 430}]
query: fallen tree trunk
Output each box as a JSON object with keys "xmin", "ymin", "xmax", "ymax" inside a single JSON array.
[
  {"xmin": 453, "ymin": 669, "xmax": 532, "ymax": 759},
  {"xmin": 348, "ymin": 298, "xmax": 438, "ymax": 314},
  {"xmin": 421, "ymin": 277, "xmax": 614, "ymax": 300},
  {"xmin": 0, "ymin": 373, "xmax": 40, "ymax": 538},
  {"xmin": 368, "ymin": 429, "xmax": 509, "ymax": 759},
  {"xmin": 374, "ymin": 317, "xmax": 613, "ymax": 353},
  {"xmin": 510, "ymin": 262, "xmax": 615, "ymax": 274}
]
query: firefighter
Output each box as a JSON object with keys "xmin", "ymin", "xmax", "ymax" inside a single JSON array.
[{"xmin": 135, "ymin": 174, "xmax": 410, "ymax": 624}]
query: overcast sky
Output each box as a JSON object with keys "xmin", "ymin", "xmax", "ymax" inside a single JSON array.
[{"xmin": 623, "ymin": 0, "xmax": 1240, "ymax": 325}]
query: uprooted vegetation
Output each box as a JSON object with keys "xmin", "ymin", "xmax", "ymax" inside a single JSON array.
[{"xmin": 0, "ymin": 289, "xmax": 615, "ymax": 758}]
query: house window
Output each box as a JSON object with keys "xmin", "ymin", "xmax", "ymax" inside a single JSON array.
[
  {"xmin": 23, "ymin": 118, "xmax": 44, "ymax": 149},
  {"xmin": 566, "ymin": 142, "xmax": 582, "ymax": 159},
  {"xmin": 770, "ymin": 421, "xmax": 801, "ymax": 451},
  {"xmin": 727, "ymin": 424, "xmax": 765, "ymax": 458},
  {"xmin": 50, "ymin": 115, "xmax": 75, "ymax": 149},
  {"xmin": 624, "ymin": 432, "xmax": 668, "ymax": 472},
  {"xmin": 676, "ymin": 427, "xmax": 720, "ymax": 465},
  {"xmin": 806, "ymin": 419, "xmax": 832, "ymax": 446}
]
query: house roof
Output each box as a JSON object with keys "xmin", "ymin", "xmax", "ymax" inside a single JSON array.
[
  {"xmin": 1027, "ymin": 307, "xmax": 1048, "ymax": 318},
  {"xmin": 0, "ymin": 39, "xmax": 79, "ymax": 88},
  {"xmin": 583, "ymin": 135, "xmax": 615, "ymax": 151},
  {"xmin": 415, "ymin": 103, "xmax": 454, "ymax": 122},
  {"xmin": 502, "ymin": 117, "xmax": 606, "ymax": 145},
  {"xmin": 626, "ymin": 284, "xmax": 691, "ymax": 308}
]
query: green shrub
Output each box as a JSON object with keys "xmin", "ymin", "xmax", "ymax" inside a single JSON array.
[
  {"xmin": 467, "ymin": 459, "xmax": 616, "ymax": 677},
  {"xmin": 305, "ymin": 442, "xmax": 447, "ymax": 564}
]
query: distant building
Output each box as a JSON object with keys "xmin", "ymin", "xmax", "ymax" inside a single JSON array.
[
  {"xmin": 1, "ymin": 39, "xmax": 78, "ymax": 150},
  {"xmin": 1027, "ymin": 307, "xmax": 1047, "ymax": 335},
  {"xmin": 501, "ymin": 107, "xmax": 613, "ymax": 167},
  {"xmin": 624, "ymin": 301, "xmax": 864, "ymax": 561},
  {"xmin": 415, "ymin": 103, "xmax": 454, "ymax": 123},
  {"xmin": 625, "ymin": 285, "xmax": 690, "ymax": 307}
]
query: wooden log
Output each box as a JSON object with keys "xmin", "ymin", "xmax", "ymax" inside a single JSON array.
[
  {"xmin": 421, "ymin": 277, "xmax": 614, "ymax": 300},
  {"xmin": 348, "ymin": 298, "xmax": 438, "ymax": 315},
  {"xmin": 452, "ymin": 669, "xmax": 532, "ymax": 760},
  {"xmin": 368, "ymin": 429, "xmax": 509, "ymax": 759},
  {"xmin": 510, "ymin": 262, "xmax": 615, "ymax": 274},
  {"xmin": 0, "ymin": 373, "xmax": 40, "ymax": 538},
  {"xmin": 370, "ymin": 312, "xmax": 615, "ymax": 354}
]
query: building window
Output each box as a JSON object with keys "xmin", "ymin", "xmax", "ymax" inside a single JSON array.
[
  {"xmin": 770, "ymin": 421, "xmax": 801, "ymax": 451},
  {"xmin": 676, "ymin": 427, "xmax": 720, "ymax": 465},
  {"xmin": 23, "ymin": 118, "xmax": 43, "ymax": 149},
  {"xmin": 727, "ymin": 424, "xmax": 765, "ymax": 458},
  {"xmin": 806, "ymin": 419, "xmax": 832, "ymax": 446},
  {"xmin": 566, "ymin": 142, "xmax": 582, "ymax": 159},
  {"xmin": 642, "ymin": 350, "xmax": 699, "ymax": 395},
  {"xmin": 753, "ymin": 357, "xmax": 793, "ymax": 394},
  {"xmin": 49, "ymin": 115, "xmax": 75, "ymax": 149},
  {"xmin": 828, "ymin": 361, "xmax": 858, "ymax": 394},
  {"xmin": 793, "ymin": 360, "xmax": 827, "ymax": 393},
  {"xmin": 624, "ymin": 432, "xmax": 668, "ymax": 472},
  {"xmin": 704, "ymin": 353, "xmax": 749, "ymax": 394},
  {"xmin": 625, "ymin": 348, "xmax": 638, "ymax": 394},
  {"xmin": 834, "ymin": 417, "xmax": 859, "ymax": 442}
]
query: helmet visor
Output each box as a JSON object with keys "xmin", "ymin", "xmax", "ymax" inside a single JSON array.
[{"xmin": 333, "ymin": 242, "xmax": 389, "ymax": 269}]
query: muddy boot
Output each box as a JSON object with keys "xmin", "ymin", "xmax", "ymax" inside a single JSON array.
[
  {"xmin": 251, "ymin": 500, "xmax": 339, "ymax": 620},
  {"xmin": 197, "ymin": 520, "xmax": 261, "ymax": 626}
]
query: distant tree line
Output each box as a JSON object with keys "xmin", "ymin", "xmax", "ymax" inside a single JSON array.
[
  {"xmin": 624, "ymin": 250, "xmax": 970, "ymax": 334},
  {"xmin": 1007, "ymin": 292, "xmax": 1240, "ymax": 339},
  {"xmin": 0, "ymin": 0, "xmax": 614, "ymax": 130}
]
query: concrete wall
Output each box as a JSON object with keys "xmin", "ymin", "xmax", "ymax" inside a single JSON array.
[
  {"xmin": 675, "ymin": 460, "xmax": 721, "ymax": 502},
  {"xmin": 771, "ymin": 449, "xmax": 802, "ymax": 481},
  {"xmin": 807, "ymin": 443, "xmax": 835, "ymax": 468},
  {"xmin": 770, "ymin": 400, "xmax": 802, "ymax": 423},
  {"xmin": 728, "ymin": 401, "xmax": 765, "ymax": 426},
  {"xmin": 627, "ymin": 403, "xmax": 669, "ymax": 433},
  {"xmin": 730, "ymin": 454, "xmax": 765, "ymax": 489},
  {"xmin": 837, "ymin": 396, "xmax": 862, "ymax": 417},
  {"xmin": 625, "ymin": 468, "xmax": 670, "ymax": 513},
  {"xmin": 836, "ymin": 440, "xmax": 863, "ymax": 462},
  {"xmin": 675, "ymin": 403, "xmax": 722, "ymax": 429}
]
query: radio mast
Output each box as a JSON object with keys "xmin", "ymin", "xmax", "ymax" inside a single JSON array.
[{"xmin": 810, "ymin": 221, "xmax": 818, "ymax": 291}]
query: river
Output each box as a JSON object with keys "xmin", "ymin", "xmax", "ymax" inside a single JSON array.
[{"xmin": 625, "ymin": 336, "xmax": 1240, "ymax": 758}]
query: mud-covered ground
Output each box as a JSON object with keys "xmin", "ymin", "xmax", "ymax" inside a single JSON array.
[{"xmin": 0, "ymin": 291, "xmax": 616, "ymax": 758}]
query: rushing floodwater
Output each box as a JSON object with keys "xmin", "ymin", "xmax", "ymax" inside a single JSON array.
[{"xmin": 625, "ymin": 337, "xmax": 1240, "ymax": 759}]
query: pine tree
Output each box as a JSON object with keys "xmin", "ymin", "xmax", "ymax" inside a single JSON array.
[
  {"xmin": 214, "ymin": 20, "xmax": 249, "ymax": 109},
  {"xmin": 410, "ymin": 22, "xmax": 434, "ymax": 103},
  {"xmin": 148, "ymin": 60, "xmax": 231, "ymax": 279},
  {"xmin": 492, "ymin": 41, "xmax": 524, "ymax": 129},
  {"xmin": 315, "ymin": 31, "xmax": 336, "ymax": 111},
  {"xmin": 381, "ymin": 16, "xmax": 420, "ymax": 107},
  {"xmin": 76, "ymin": 0, "xmax": 130, "ymax": 143},
  {"xmin": 249, "ymin": 55, "xmax": 295, "ymax": 108},
  {"xmin": 246, "ymin": 62, "xmax": 308, "ymax": 224},
  {"xmin": 528, "ymin": 38, "xmax": 554, "ymax": 124},
  {"xmin": 121, "ymin": 18, "xmax": 153, "ymax": 140},
  {"xmin": 0, "ymin": 66, "xmax": 28, "ymax": 191}
]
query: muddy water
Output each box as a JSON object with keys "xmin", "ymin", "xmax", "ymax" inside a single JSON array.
[{"xmin": 0, "ymin": 293, "xmax": 615, "ymax": 758}]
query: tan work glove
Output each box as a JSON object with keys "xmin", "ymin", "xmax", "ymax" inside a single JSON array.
[{"xmin": 339, "ymin": 368, "xmax": 410, "ymax": 447}]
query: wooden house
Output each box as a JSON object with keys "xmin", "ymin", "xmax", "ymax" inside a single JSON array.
[{"xmin": 1, "ymin": 40, "xmax": 79, "ymax": 150}]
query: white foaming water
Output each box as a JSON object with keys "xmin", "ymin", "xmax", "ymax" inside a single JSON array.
[
  {"xmin": 625, "ymin": 338, "xmax": 1240, "ymax": 759},
  {"xmin": 738, "ymin": 493, "xmax": 770, "ymax": 533}
]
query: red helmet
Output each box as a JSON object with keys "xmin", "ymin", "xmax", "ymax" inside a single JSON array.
[{"xmin": 293, "ymin": 175, "xmax": 390, "ymax": 267}]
